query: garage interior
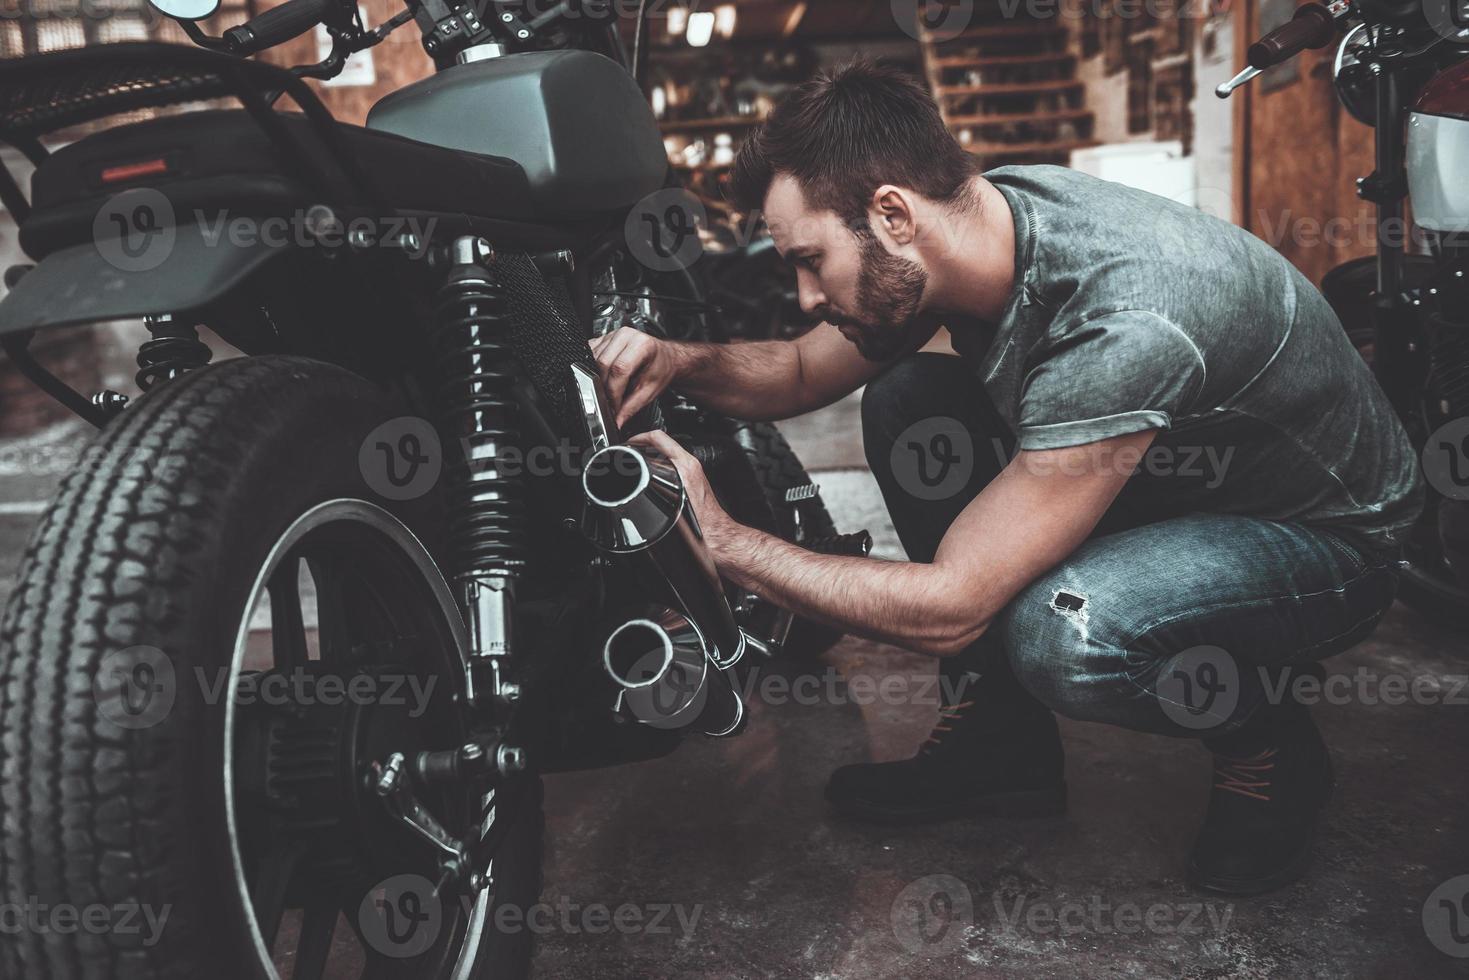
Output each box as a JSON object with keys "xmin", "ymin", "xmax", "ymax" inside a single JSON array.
[{"xmin": 0, "ymin": 1, "xmax": 1465, "ymax": 978}]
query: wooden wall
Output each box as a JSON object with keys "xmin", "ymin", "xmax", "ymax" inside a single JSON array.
[{"xmin": 1237, "ymin": 0, "xmax": 1377, "ymax": 287}]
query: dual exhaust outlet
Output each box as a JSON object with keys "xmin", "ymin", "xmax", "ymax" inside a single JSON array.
[{"xmin": 580, "ymin": 442, "xmax": 750, "ymax": 737}]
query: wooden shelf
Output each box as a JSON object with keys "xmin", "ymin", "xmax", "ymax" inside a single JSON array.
[
  {"xmin": 963, "ymin": 138, "xmax": 1099, "ymax": 157},
  {"xmin": 670, "ymin": 160, "xmax": 734, "ymax": 172},
  {"xmin": 947, "ymin": 108, "xmax": 1093, "ymax": 128},
  {"xmin": 933, "ymin": 52, "xmax": 1075, "ymax": 69},
  {"xmin": 659, "ymin": 116, "xmax": 766, "ymax": 133},
  {"xmin": 919, "ymin": 15, "xmax": 1095, "ymax": 169},
  {"xmin": 938, "ymin": 80, "xmax": 1083, "ymax": 98},
  {"xmin": 926, "ymin": 22, "xmax": 1067, "ymax": 41}
]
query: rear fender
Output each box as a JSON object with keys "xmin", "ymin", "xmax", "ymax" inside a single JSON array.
[{"xmin": 0, "ymin": 227, "xmax": 287, "ymax": 337}]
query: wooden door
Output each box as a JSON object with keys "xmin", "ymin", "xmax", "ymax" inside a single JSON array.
[{"xmin": 1234, "ymin": 0, "xmax": 1377, "ymax": 287}]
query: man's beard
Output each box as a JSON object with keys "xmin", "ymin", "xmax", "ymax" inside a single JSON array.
[{"xmin": 833, "ymin": 233, "xmax": 930, "ymax": 362}]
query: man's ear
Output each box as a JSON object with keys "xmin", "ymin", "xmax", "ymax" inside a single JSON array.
[{"xmin": 869, "ymin": 184, "xmax": 918, "ymax": 248}]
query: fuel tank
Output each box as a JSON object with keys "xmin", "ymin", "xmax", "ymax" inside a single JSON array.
[{"xmin": 366, "ymin": 49, "xmax": 668, "ymax": 220}]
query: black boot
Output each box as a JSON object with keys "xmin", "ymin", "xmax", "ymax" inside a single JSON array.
[
  {"xmin": 824, "ymin": 656, "xmax": 1066, "ymax": 825},
  {"xmin": 1187, "ymin": 687, "xmax": 1334, "ymax": 896}
]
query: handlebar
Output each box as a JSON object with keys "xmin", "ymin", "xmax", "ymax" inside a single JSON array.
[
  {"xmin": 223, "ymin": 0, "xmax": 337, "ymax": 55},
  {"xmin": 158, "ymin": 0, "xmax": 629, "ymax": 77},
  {"xmin": 1217, "ymin": 1, "xmax": 1344, "ymax": 98},
  {"xmin": 1247, "ymin": 2, "xmax": 1338, "ymax": 69}
]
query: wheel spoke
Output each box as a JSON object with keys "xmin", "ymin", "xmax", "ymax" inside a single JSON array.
[
  {"xmin": 226, "ymin": 504, "xmax": 486, "ymax": 980},
  {"xmin": 306, "ymin": 554, "xmax": 353, "ymax": 663},
  {"xmin": 251, "ymin": 839, "xmax": 307, "ymax": 952},
  {"xmin": 340, "ymin": 888, "xmax": 400, "ymax": 980},
  {"xmin": 290, "ymin": 903, "xmax": 338, "ymax": 980},
  {"xmin": 267, "ymin": 558, "xmax": 310, "ymax": 670}
]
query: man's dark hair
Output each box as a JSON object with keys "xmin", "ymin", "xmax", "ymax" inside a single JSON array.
[{"xmin": 729, "ymin": 60, "xmax": 981, "ymax": 227}]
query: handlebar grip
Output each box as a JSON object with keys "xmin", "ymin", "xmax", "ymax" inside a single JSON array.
[
  {"xmin": 224, "ymin": 0, "xmax": 336, "ymax": 54},
  {"xmin": 1247, "ymin": 2, "xmax": 1337, "ymax": 69}
]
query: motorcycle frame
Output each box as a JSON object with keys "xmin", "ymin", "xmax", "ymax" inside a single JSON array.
[{"xmin": 1365, "ymin": 58, "xmax": 1429, "ymax": 415}]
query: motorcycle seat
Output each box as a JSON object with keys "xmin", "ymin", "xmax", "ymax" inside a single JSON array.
[{"xmin": 19, "ymin": 108, "xmax": 583, "ymax": 259}]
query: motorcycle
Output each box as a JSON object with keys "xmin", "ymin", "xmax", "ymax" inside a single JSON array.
[
  {"xmin": 698, "ymin": 212, "xmax": 812, "ymax": 342},
  {"xmin": 0, "ymin": 2, "xmax": 865, "ymax": 977},
  {"xmin": 1219, "ymin": 0, "xmax": 1469, "ymax": 627}
]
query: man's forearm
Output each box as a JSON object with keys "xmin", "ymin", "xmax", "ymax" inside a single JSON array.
[
  {"xmin": 667, "ymin": 339, "xmax": 809, "ymax": 421},
  {"xmin": 640, "ymin": 429, "xmax": 1155, "ymax": 663},
  {"xmin": 715, "ymin": 524, "xmax": 990, "ymax": 657}
]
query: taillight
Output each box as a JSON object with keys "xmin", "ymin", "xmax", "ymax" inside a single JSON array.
[{"xmin": 99, "ymin": 158, "xmax": 171, "ymax": 184}]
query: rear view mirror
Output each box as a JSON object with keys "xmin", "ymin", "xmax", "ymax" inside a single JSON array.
[{"xmin": 146, "ymin": 0, "xmax": 220, "ymax": 20}]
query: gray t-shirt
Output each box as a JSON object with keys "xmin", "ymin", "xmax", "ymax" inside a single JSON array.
[{"xmin": 951, "ymin": 165, "xmax": 1422, "ymax": 556}]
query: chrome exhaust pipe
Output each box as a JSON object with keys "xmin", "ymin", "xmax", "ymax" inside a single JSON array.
[
  {"xmin": 602, "ymin": 607, "xmax": 744, "ymax": 737},
  {"xmin": 581, "ymin": 443, "xmax": 747, "ymax": 669}
]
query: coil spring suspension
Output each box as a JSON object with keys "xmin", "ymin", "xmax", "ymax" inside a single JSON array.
[
  {"xmin": 135, "ymin": 314, "xmax": 212, "ymax": 390},
  {"xmin": 431, "ymin": 237, "xmax": 527, "ymax": 690}
]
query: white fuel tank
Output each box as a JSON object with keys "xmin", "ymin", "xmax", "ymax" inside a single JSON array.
[{"xmin": 1407, "ymin": 60, "xmax": 1469, "ymax": 234}]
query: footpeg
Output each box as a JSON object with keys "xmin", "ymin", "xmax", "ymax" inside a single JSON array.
[
  {"xmin": 784, "ymin": 484, "xmax": 818, "ymax": 504},
  {"xmin": 736, "ymin": 486, "xmax": 875, "ymax": 656},
  {"xmin": 807, "ymin": 530, "xmax": 874, "ymax": 558},
  {"xmin": 780, "ymin": 486, "xmax": 875, "ymax": 557},
  {"xmin": 783, "ymin": 484, "xmax": 819, "ymax": 547}
]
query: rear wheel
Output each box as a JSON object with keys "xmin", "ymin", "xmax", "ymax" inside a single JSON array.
[
  {"xmin": 1398, "ymin": 515, "xmax": 1469, "ymax": 628},
  {"xmin": 0, "ymin": 355, "xmax": 541, "ymax": 980}
]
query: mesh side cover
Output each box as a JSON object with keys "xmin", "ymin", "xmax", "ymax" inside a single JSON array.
[{"xmin": 491, "ymin": 251, "xmax": 596, "ymax": 440}]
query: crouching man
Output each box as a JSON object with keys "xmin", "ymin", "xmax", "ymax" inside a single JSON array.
[{"xmin": 592, "ymin": 62, "xmax": 1422, "ymax": 895}]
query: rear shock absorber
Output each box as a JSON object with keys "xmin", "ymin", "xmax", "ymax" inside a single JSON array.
[
  {"xmin": 135, "ymin": 313, "xmax": 212, "ymax": 390},
  {"xmin": 431, "ymin": 236, "xmax": 527, "ymax": 703}
]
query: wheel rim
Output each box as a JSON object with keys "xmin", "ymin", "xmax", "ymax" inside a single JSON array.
[{"xmin": 225, "ymin": 499, "xmax": 492, "ymax": 980}]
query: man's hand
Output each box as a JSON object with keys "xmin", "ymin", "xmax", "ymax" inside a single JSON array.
[
  {"xmin": 626, "ymin": 430, "xmax": 744, "ymax": 557},
  {"xmin": 592, "ymin": 327, "xmax": 684, "ymax": 429}
]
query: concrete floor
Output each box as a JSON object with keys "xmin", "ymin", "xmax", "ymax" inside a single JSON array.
[{"xmin": 2, "ymin": 391, "xmax": 1467, "ymax": 978}]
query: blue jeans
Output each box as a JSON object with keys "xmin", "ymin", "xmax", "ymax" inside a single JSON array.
[{"xmin": 863, "ymin": 353, "xmax": 1401, "ymax": 741}]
